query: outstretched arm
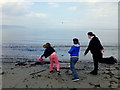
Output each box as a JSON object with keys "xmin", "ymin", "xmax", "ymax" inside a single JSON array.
[
  {"xmin": 41, "ymin": 49, "xmax": 47, "ymax": 58},
  {"xmin": 84, "ymin": 45, "xmax": 90, "ymax": 55},
  {"xmin": 84, "ymin": 41, "xmax": 92, "ymax": 55}
]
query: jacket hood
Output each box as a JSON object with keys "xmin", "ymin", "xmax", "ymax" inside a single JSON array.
[{"xmin": 73, "ymin": 43, "xmax": 80, "ymax": 47}]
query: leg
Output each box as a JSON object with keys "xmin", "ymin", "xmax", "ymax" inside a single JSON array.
[
  {"xmin": 93, "ymin": 59, "xmax": 98, "ymax": 72},
  {"xmin": 91, "ymin": 54, "xmax": 99, "ymax": 74},
  {"xmin": 49, "ymin": 56, "xmax": 54, "ymax": 71},
  {"xmin": 101, "ymin": 56, "xmax": 117, "ymax": 64},
  {"xmin": 92, "ymin": 53, "xmax": 102, "ymax": 74},
  {"xmin": 70, "ymin": 57, "xmax": 79, "ymax": 78},
  {"xmin": 54, "ymin": 54, "xmax": 60, "ymax": 71}
]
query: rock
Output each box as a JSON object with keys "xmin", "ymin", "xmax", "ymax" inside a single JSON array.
[
  {"xmin": 0, "ymin": 72, "xmax": 5, "ymax": 75},
  {"xmin": 94, "ymin": 84, "xmax": 100, "ymax": 88},
  {"xmin": 71, "ymin": 88, "xmax": 77, "ymax": 90},
  {"xmin": 26, "ymin": 85, "xmax": 28, "ymax": 88},
  {"xmin": 47, "ymin": 76, "xmax": 50, "ymax": 79},
  {"xmin": 115, "ymin": 67, "xmax": 119, "ymax": 70},
  {"xmin": 108, "ymin": 84, "xmax": 112, "ymax": 88},
  {"xmin": 114, "ymin": 76, "xmax": 120, "ymax": 79},
  {"xmin": 110, "ymin": 80, "xmax": 118, "ymax": 84},
  {"xmin": 62, "ymin": 79, "xmax": 65, "ymax": 81},
  {"xmin": 32, "ymin": 76, "xmax": 35, "ymax": 78},
  {"xmin": 10, "ymin": 68, "xmax": 14, "ymax": 70},
  {"xmin": 15, "ymin": 62, "xmax": 27, "ymax": 66},
  {"xmin": 37, "ymin": 75, "xmax": 41, "ymax": 77},
  {"xmin": 89, "ymin": 82, "xmax": 94, "ymax": 86}
]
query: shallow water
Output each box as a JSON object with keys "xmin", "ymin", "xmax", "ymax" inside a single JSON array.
[
  {"xmin": 1, "ymin": 43, "xmax": 118, "ymax": 62},
  {"xmin": 1, "ymin": 28, "xmax": 118, "ymax": 62}
]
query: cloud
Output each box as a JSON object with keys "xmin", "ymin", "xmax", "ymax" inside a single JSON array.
[
  {"xmin": 26, "ymin": 12, "xmax": 47, "ymax": 18},
  {"xmin": 88, "ymin": 3, "xmax": 118, "ymax": 18},
  {"xmin": 68, "ymin": 6, "xmax": 78, "ymax": 11},
  {"xmin": 48, "ymin": 2, "xmax": 60, "ymax": 8},
  {"xmin": 84, "ymin": 0, "xmax": 101, "ymax": 2},
  {"xmin": 1, "ymin": 0, "xmax": 33, "ymax": 16}
]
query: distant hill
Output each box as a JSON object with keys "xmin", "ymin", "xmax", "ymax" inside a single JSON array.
[{"xmin": 1, "ymin": 25, "xmax": 27, "ymax": 29}]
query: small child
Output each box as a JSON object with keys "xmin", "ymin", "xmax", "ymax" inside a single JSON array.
[
  {"xmin": 39, "ymin": 43, "xmax": 60, "ymax": 75},
  {"xmin": 68, "ymin": 38, "xmax": 80, "ymax": 81}
]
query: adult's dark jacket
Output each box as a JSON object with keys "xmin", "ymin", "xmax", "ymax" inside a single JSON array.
[{"xmin": 84, "ymin": 36, "xmax": 104, "ymax": 55}]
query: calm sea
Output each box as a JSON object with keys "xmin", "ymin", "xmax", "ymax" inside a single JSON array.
[{"xmin": 0, "ymin": 28, "xmax": 118, "ymax": 62}]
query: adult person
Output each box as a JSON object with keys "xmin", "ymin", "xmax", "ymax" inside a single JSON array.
[{"xmin": 84, "ymin": 32, "xmax": 117, "ymax": 75}]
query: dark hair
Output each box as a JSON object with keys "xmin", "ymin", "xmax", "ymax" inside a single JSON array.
[
  {"xmin": 87, "ymin": 32, "xmax": 95, "ymax": 36},
  {"xmin": 73, "ymin": 38, "xmax": 79, "ymax": 44},
  {"xmin": 43, "ymin": 43, "xmax": 51, "ymax": 48}
]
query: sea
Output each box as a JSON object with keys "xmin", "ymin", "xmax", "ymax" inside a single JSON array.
[{"xmin": 0, "ymin": 28, "xmax": 118, "ymax": 62}]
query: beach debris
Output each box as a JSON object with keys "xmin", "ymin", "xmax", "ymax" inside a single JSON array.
[
  {"xmin": 30, "ymin": 61, "xmax": 50, "ymax": 66},
  {"xmin": 0, "ymin": 71, "xmax": 5, "ymax": 75},
  {"xmin": 62, "ymin": 78, "xmax": 65, "ymax": 81},
  {"xmin": 47, "ymin": 76, "xmax": 50, "ymax": 79},
  {"xmin": 110, "ymin": 80, "xmax": 118, "ymax": 84},
  {"xmin": 26, "ymin": 85, "xmax": 28, "ymax": 88},
  {"xmin": 114, "ymin": 76, "xmax": 120, "ymax": 80},
  {"xmin": 108, "ymin": 84, "xmax": 112, "ymax": 88},
  {"xmin": 89, "ymin": 82, "xmax": 101, "ymax": 88},
  {"xmin": 61, "ymin": 67, "xmax": 70, "ymax": 69},
  {"xmin": 115, "ymin": 67, "xmax": 119, "ymax": 70},
  {"xmin": 94, "ymin": 84, "xmax": 101, "ymax": 88},
  {"xmin": 70, "ymin": 88, "xmax": 77, "ymax": 90},
  {"xmin": 89, "ymin": 82, "xmax": 94, "ymax": 86},
  {"xmin": 15, "ymin": 62, "xmax": 27, "ymax": 66},
  {"xmin": 32, "ymin": 76, "xmax": 35, "ymax": 78},
  {"xmin": 10, "ymin": 68, "xmax": 14, "ymax": 70},
  {"xmin": 37, "ymin": 75, "xmax": 41, "ymax": 77},
  {"xmin": 30, "ymin": 69, "xmax": 46, "ymax": 75}
]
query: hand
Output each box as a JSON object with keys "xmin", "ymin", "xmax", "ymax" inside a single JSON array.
[
  {"xmin": 84, "ymin": 54, "xmax": 86, "ymax": 56},
  {"xmin": 101, "ymin": 49, "xmax": 105, "ymax": 53}
]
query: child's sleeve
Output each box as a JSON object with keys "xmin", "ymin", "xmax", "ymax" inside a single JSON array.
[
  {"xmin": 41, "ymin": 49, "xmax": 48, "ymax": 58},
  {"xmin": 68, "ymin": 46, "xmax": 75, "ymax": 54}
]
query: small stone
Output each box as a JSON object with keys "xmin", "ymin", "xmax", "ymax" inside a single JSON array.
[
  {"xmin": 37, "ymin": 75, "xmax": 41, "ymax": 77},
  {"xmin": 0, "ymin": 72, "xmax": 5, "ymax": 75},
  {"xmin": 94, "ymin": 84, "xmax": 100, "ymax": 88},
  {"xmin": 11, "ymin": 68, "xmax": 14, "ymax": 70}
]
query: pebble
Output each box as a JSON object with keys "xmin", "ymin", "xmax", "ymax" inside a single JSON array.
[
  {"xmin": 0, "ymin": 72, "xmax": 5, "ymax": 75},
  {"xmin": 94, "ymin": 84, "xmax": 100, "ymax": 88}
]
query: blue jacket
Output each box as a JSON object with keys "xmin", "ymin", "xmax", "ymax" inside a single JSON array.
[{"xmin": 68, "ymin": 43, "xmax": 80, "ymax": 56}]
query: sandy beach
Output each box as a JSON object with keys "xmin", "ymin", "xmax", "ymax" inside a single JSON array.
[
  {"xmin": 1, "ymin": 45, "xmax": 119, "ymax": 89},
  {"xmin": 1, "ymin": 60, "xmax": 120, "ymax": 88}
]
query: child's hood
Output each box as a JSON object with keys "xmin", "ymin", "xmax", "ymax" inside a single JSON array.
[{"xmin": 73, "ymin": 43, "xmax": 80, "ymax": 47}]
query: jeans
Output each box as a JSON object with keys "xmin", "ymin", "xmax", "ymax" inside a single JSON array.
[{"xmin": 70, "ymin": 57, "xmax": 79, "ymax": 78}]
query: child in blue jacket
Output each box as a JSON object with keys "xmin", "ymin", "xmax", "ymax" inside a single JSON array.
[{"xmin": 68, "ymin": 38, "xmax": 80, "ymax": 81}]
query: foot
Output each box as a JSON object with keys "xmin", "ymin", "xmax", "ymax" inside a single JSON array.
[
  {"xmin": 111, "ymin": 56, "xmax": 117, "ymax": 63},
  {"xmin": 90, "ymin": 71, "xmax": 98, "ymax": 75},
  {"xmin": 50, "ymin": 71, "xmax": 54, "ymax": 73},
  {"xmin": 72, "ymin": 77, "xmax": 80, "ymax": 82},
  {"xmin": 57, "ymin": 71, "xmax": 61, "ymax": 75}
]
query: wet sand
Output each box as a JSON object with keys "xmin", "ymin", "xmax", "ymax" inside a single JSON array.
[{"xmin": 1, "ymin": 61, "xmax": 120, "ymax": 88}]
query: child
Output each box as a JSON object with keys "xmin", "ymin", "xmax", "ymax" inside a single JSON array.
[
  {"xmin": 39, "ymin": 43, "xmax": 60, "ymax": 75},
  {"xmin": 68, "ymin": 38, "xmax": 80, "ymax": 81}
]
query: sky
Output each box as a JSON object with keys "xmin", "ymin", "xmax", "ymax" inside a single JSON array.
[
  {"xmin": 0, "ymin": 0, "xmax": 118, "ymax": 30},
  {"xmin": 0, "ymin": 0, "xmax": 118, "ymax": 46}
]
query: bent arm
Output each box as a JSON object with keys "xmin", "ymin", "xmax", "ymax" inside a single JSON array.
[{"xmin": 68, "ymin": 46, "xmax": 75, "ymax": 54}]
